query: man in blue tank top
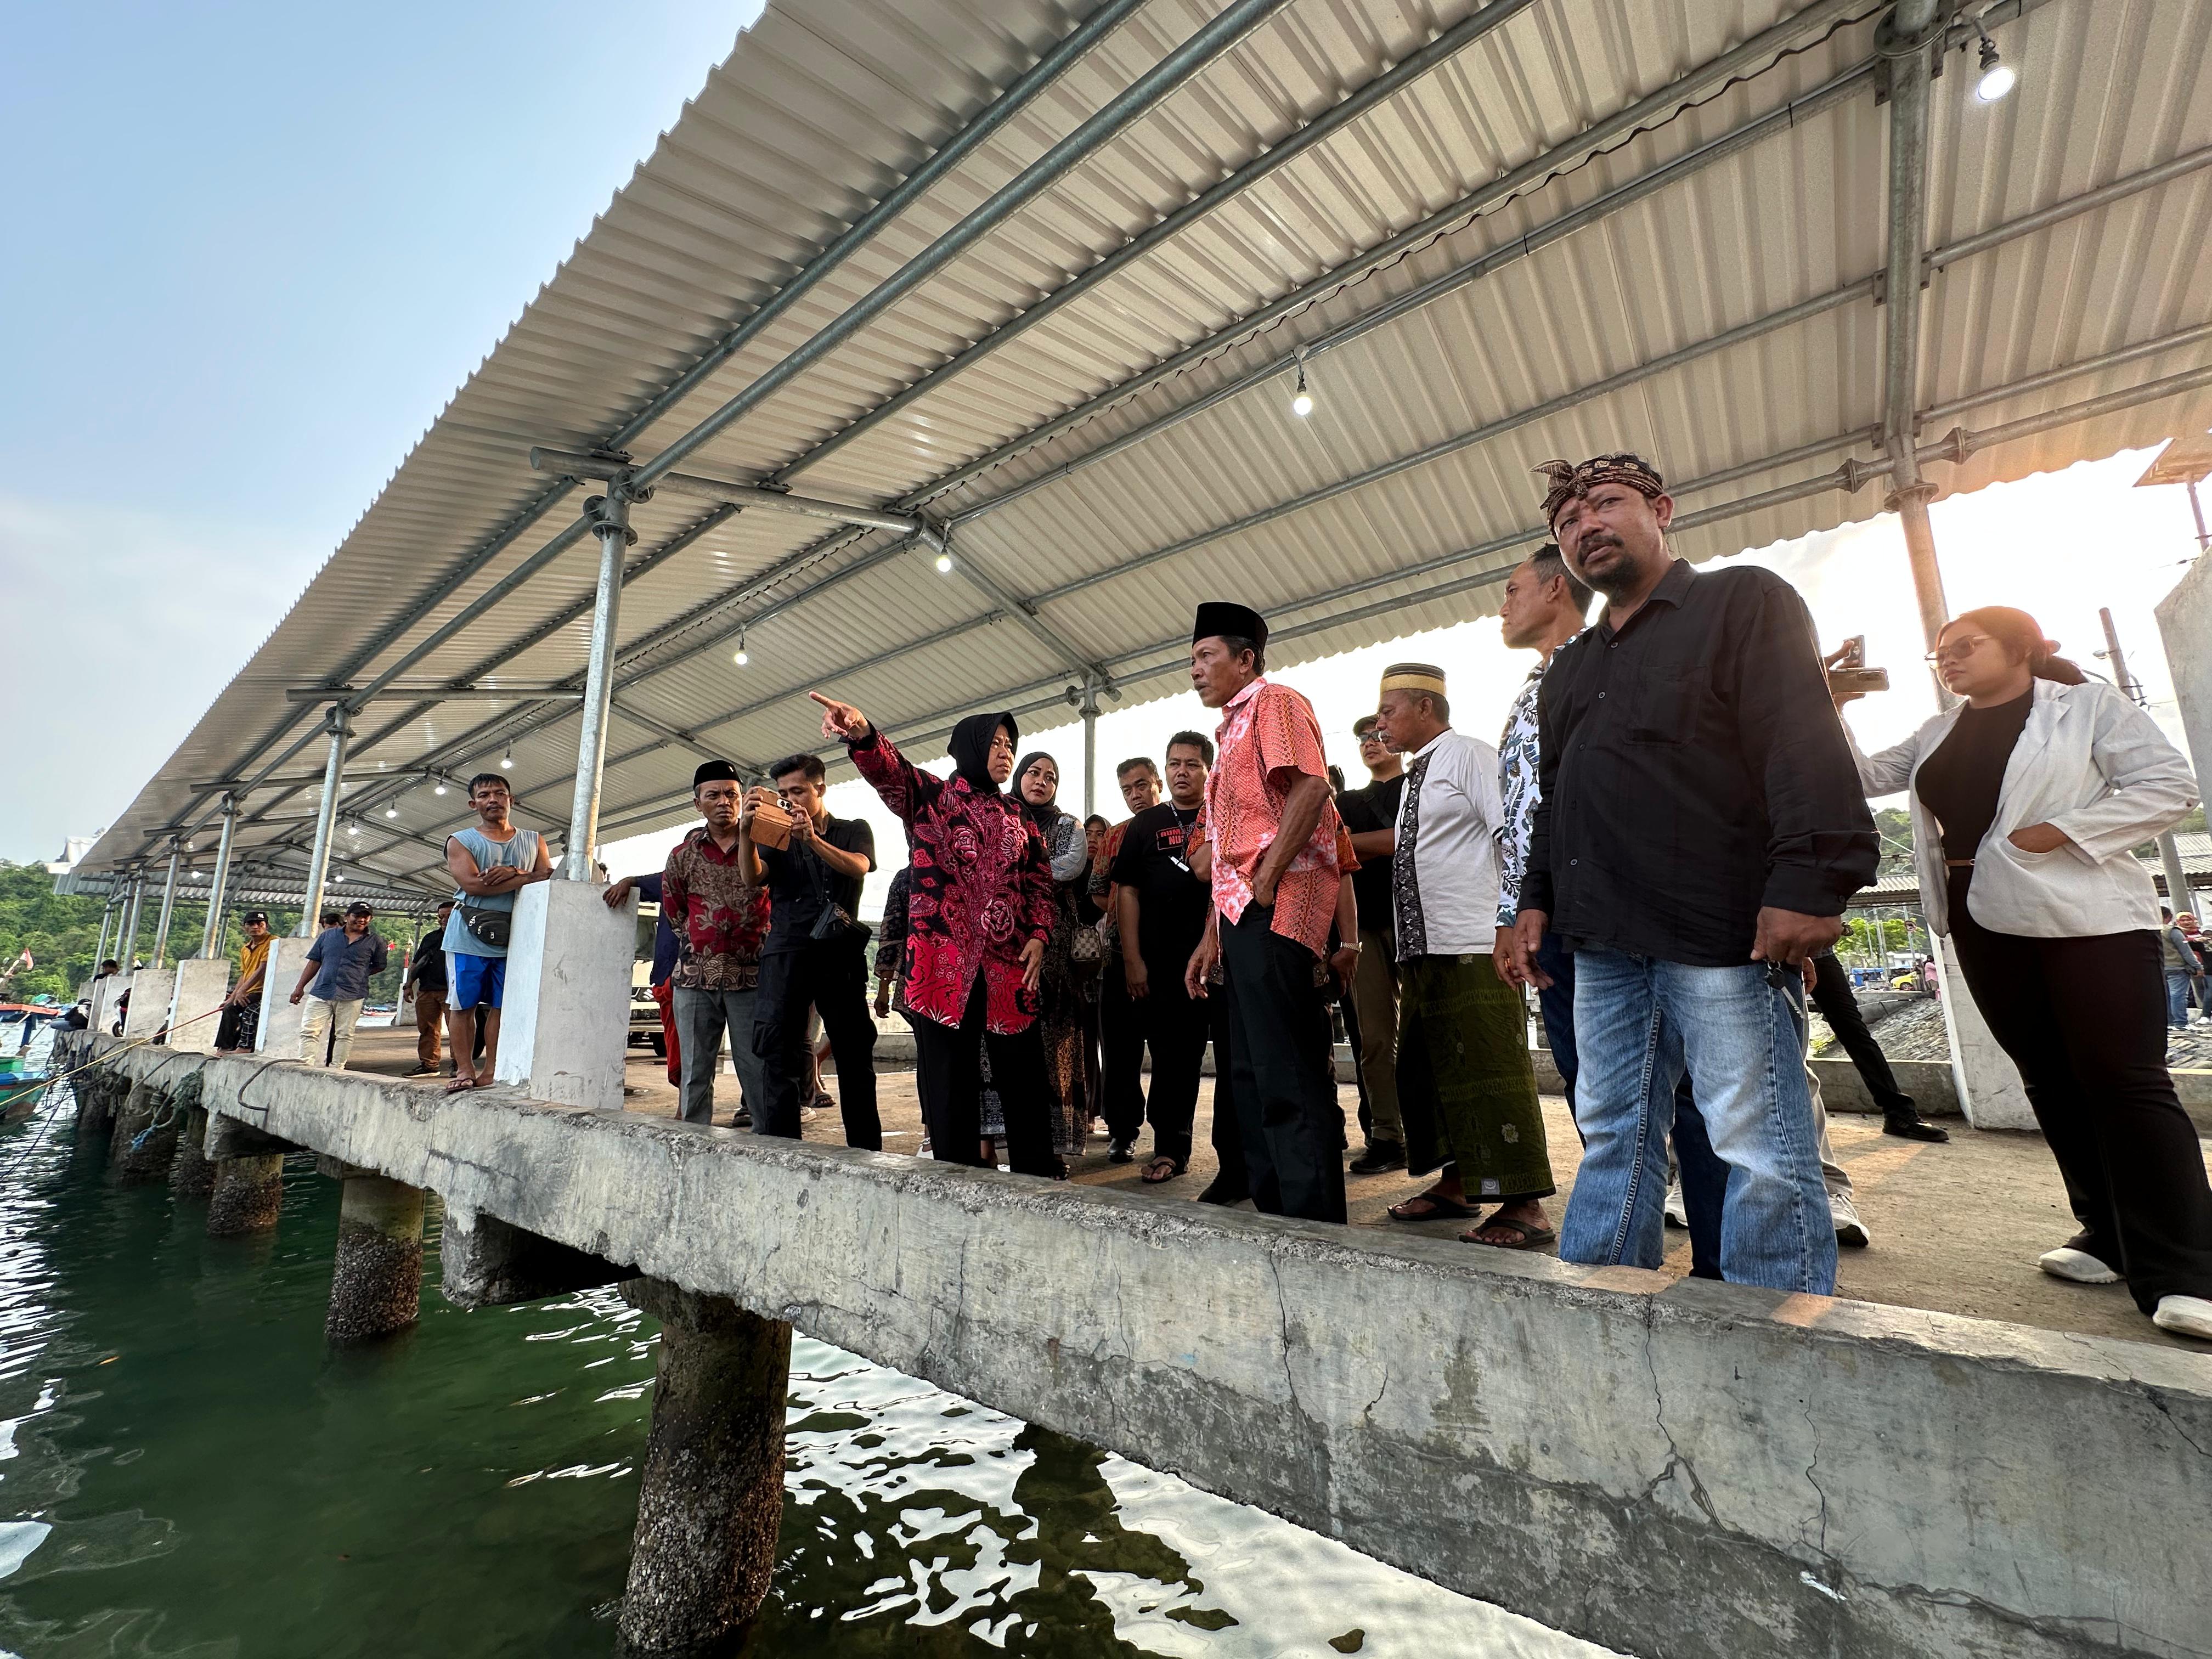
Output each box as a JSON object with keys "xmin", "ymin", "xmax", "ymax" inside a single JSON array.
[{"xmin": 442, "ymin": 772, "xmax": 551, "ymax": 1090}]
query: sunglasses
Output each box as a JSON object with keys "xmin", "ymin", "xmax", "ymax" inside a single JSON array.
[{"xmin": 1925, "ymin": 634, "xmax": 1994, "ymax": 665}]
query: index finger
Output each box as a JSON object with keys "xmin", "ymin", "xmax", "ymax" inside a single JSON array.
[{"xmin": 806, "ymin": 691, "xmax": 838, "ymax": 709}]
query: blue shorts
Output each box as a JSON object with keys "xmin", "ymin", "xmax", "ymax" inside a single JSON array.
[{"xmin": 448, "ymin": 952, "xmax": 507, "ymax": 1010}]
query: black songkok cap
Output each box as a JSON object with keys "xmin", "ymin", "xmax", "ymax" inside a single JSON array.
[
  {"xmin": 1192, "ymin": 601, "xmax": 1267, "ymax": 648},
  {"xmin": 692, "ymin": 759, "xmax": 741, "ymax": 790}
]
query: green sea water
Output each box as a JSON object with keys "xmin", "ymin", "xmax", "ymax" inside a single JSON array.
[{"xmin": 0, "ymin": 1032, "xmax": 1618, "ymax": 1657}]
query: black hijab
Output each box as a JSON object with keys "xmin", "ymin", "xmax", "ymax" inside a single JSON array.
[
  {"xmin": 947, "ymin": 712, "xmax": 1018, "ymax": 794},
  {"xmin": 1012, "ymin": 750, "xmax": 1064, "ymax": 832}
]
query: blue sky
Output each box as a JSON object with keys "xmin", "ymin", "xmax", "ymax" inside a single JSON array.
[
  {"xmin": 4, "ymin": 3, "xmax": 2205, "ymax": 872},
  {"xmin": 1, "ymin": 2, "xmax": 760, "ymax": 859}
]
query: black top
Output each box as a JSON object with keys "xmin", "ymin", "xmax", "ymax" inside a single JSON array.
[
  {"xmin": 409, "ymin": 933, "xmax": 448, "ymax": 994},
  {"xmin": 1913, "ymin": 688, "xmax": 2034, "ymax": 862},
  {"xmin": 1335, "ymin": 775, "xmax": 1404, "ymax": 934},
  {"xmin": 757, "ymin": 815, "xmax": 874, "ymax": 952},
  {"xmin": 1520, "ymin": 559, "xmax": 1878, "ymax": 967},
  {"xmin": 1110, "ymin": 802, "xmax": 1212, "ymax": 972}
]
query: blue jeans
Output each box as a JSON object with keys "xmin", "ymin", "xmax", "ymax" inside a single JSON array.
[
  {"xmin": 1560, "ymin": 949, "xmax": 1836, "ymax": 1294},
  {"xmin": 1539, "ymin": 935, "xmax": 1726, "ymax": 1277},
  {"xmin": 2167, "ymin": 970, "xmax": 2194, "ymax": 1029}
]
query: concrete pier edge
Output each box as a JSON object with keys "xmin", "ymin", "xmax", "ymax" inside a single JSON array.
[{"xmin": 66, "ymin": 1037, "xmax": 2212, "ymax": 1659}]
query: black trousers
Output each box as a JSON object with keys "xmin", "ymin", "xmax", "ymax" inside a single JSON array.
[
  {"xmin": 1216, "ymin": 909, "xmax": 1346, "ymax": 1224},
  {"xmin": 1809, "ymin": 951, "xmax": 1917, "ymax": 1120},
  {"xmin": 1098, "ymin": 968, "xmax": 1147, "ymax": 1144},
  {"xmin": 1130, "ymin": 971, "xmax": 1223, "ymax": 1169},
  {"xmin": 912, "ymin": 974, "xmax": 1062, "ymax": 1178},
  {"xmin": 1947, "ymin": 884, "xmax": 2212, "ymax": 1310},
  {"xmin": 753, "ymin": 938, "xmax": 881, "ymax": 1148}
]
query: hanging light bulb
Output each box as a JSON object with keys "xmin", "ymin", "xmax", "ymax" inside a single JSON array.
[
  {"xmin": 934, "ymin": 550, "xmax": 955, "ymax": 574},
  {"xmin": 433, "ymin": 780, "xmax": 447, "ymax": 796},
  {"xmin": 1290, "ymin": 357, "xmax": 1314, "ymax": 419},
  {"xmin": 1973, "ymin": 27, "xmax": 2015, "ymax": 101},
  {"xmin": 385, "ymin": 804, "xmax": 398, "ymax": 819},
  {"xmin": 501, "ymin": 744, "xmax": 515, "ymax": 770},
  {"xmin": 346, "ymin": 822, "xmax": 360, "ymax": 837},
  {"xmin": 733, "ymin": 628, "xmax": 749, "ymax": 668}
]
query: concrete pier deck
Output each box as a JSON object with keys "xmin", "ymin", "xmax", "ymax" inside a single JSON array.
[
  {"xmin": 85, "ymin": 1026, "xmax": 2209, "ymax": 1659},
  {"xmin": 341, "ymin": 1024, "xmax": 2212, "ymax": 1350}
]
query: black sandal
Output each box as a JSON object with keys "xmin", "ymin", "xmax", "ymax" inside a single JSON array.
[{"xmin": 1140, "ymin": 1155, "xmax": 1186, "ymax": 1183}]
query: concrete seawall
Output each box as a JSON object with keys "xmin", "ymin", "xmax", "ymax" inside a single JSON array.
[{"xmin": 76, "ymin": 1037, "xmax": 2212, "ymax": 1659}]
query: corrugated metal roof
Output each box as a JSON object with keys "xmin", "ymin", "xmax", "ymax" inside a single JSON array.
[{"xmin": 83, "ymin": 0, "xmax": 2212, "ymax": 895}]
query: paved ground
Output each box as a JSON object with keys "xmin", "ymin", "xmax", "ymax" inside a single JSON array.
[{"xmin": 344, "ymin": 1023, "xmax": 2212, "ymax": 1351}]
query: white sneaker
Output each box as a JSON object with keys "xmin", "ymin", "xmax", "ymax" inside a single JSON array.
[
  {"xmin": 2152, "ymin": 1295, "xmax": 2212, "ymax": 1340},
  {"xmin": 2038, "ymin": 1246, "xmax": 2122, "ymax": 1285},
  {"xmin": 1662, "ymin": 1180, "xmax": 1688, "ymax": 1228},
  {"xmin": 1830, "ymin": 1189, "xmax": 1871, "ymax": 1248}
]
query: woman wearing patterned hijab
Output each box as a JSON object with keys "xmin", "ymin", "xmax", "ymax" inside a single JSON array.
[
  {"xmin": 810, "ymin": 691, "xmax": 1064, "ymax": 1178},
  {"xmin": 1014, "ymin": 751, "xmax": 1097, "ymax": 1156}
]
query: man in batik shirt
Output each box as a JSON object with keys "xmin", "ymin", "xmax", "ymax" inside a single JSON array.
[
  {"xmin": 1183, "ymin": 601, "xmax": 1350, "ymax": 1224},
  {"xmin": 1492, "ymin": 543, "xmax": 1591, "ymax": 1102}
]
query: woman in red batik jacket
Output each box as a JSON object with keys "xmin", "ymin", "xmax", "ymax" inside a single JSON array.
[{"xmin": 810, "ymin": 690, "xmax": 1064, "ymax": 1178}]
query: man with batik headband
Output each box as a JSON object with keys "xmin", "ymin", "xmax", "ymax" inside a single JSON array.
[
  {"xmin": 1183, "ymin": 601, "xmax": 1350, "ymax": 1224},
  {"xmin": 1503, "ymin": 452, "xmax": 1877, "ymax": 1294},
  {"xmin": 1371, "ymin": 663, "xmax": 1555, "ymax": 1249}
]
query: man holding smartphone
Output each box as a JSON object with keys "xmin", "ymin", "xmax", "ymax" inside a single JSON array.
[{"xmin": 738, "ymin": 751, "xmax": 881, "ymax": 1148}]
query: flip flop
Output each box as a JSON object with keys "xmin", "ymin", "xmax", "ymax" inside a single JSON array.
[
  {"xmin": 444, "ymin": 1076, "xmax": 478, "ymax": 1094},
  {"xmin": 1387, "ymin": 1192, "xmax": 1477, "ymax": 1223},
  {"xmin": 1460, "ymin": 1216, "xmax": 1557, "ymax": 1250},
  {"xmin": 1140, "ymin": 1155, "xmax": 1186, "ymax": 1183}
]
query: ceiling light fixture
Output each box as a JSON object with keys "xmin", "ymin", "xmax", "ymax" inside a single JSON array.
[
  {"xmin": 1973, "ymin": 24, "xmax": 2015, "ymax": 101},
  {"xmin": 733, "ymin": 628, "xmax": 749, "ymax": 668},
  {"xmin": 501, "ymin": 744, "xmax": 515, "ymax": 770},
  {"xmin": 1290, "ymin": 354, "xmax": 1314, "ymax": 419},
  {"xmin": 433, "ymin": 780, "xmax": 447, "ymax": 796},
  {"xmin": 934, "ymin": 549, "xmax": 955, "ymax": 574},
  {"xmin": 385, "ymin": 805, "xmax": 398, "ymax": 819}
]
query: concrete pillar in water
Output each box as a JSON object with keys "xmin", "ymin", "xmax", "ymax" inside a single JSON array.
[
  {"xmin": 618, "ymin": 1278, "xmax": 792, "ymax": 1652},
  {"xmin": 207, "ymin": 1156, "xmax": 285, "ymax": 1235},
  {"xmin": 108, "ymin": 1077, "xmax": 183, "ymax": 1184},
  {"xmin": 325, "ymin": 1172, "xmax": 425, "ymax": 1343},
  {"xmin": 170, "ymin": 1105, "xmax": 217, "ymax": 1199},
  {"xmin": 204, "ymin": 1113, "xmax": 296, "ymax": 1236}
]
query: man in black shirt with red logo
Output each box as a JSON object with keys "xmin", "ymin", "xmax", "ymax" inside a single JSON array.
[{"xmin": 1109, "ymin": 732, "xmax": 1229, "ymax": 1187}]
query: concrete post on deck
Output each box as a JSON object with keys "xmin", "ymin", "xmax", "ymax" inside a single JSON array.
[
  {"xmin": 121, "ymin": 969, "xmax": 176, "ymax": 1042},
  {"xmin": 203, "ymin": 1111, "xmax": 295, "ymax": 1236},
  {"xmin": 254, "ymin": 938, "xmax": 316, "ymax": 1062},
  {"xmin": 618, "ymin": 1278, "xmax": 793, "ymax": 1652},
  {"xmin": 324, "ymin": 1164, "xmax": 426, "ymax": 1342},
  {"xmin": 494, "ymin": 879, "xmax": 637, "ymax": 1109},
  {"xmin": 167, "ymin": 958, "xmax": 233, "ymax": 1056}
]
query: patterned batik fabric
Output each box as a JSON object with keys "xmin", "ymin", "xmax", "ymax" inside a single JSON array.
[
  {"xmin": 1390, "ymin": 751, "xmax": 1435, "ymax": 962},
  {"xmin": 1495, "ymin": 663, "xmax": 1545, "ymax": 927},
  {"xmin": 1395, "ymin": 952, "xmax": 1554, "ymax": 1194},
  {"xmin": 1534, "ymin": 454, "xmax": 1666, "ymax": 523},
  {"xmin": 661, "ymin": 829, "xmax": 770, "ymax": 991},
  {"xmin": 1205, "ymin": 676, "xmax": 1343, "ymax": 959},
  {"xmin": 849, "ymin": 727, "xmax": 1056, "ymax": 1035}
]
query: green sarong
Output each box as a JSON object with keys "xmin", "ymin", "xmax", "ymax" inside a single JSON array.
[{"xmin": 1396, "ymin": 952, "xmax": 1554, "ymax": 1197}]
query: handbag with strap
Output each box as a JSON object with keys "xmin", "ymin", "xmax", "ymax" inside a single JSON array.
[{"xmin": 459, "ymin": 904, "xmax": 511, "ymax": 951}]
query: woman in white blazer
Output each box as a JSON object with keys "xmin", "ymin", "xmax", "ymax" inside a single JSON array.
[{"xmin": 1838, "ymin": 606, "xmax": 2210, "ymax": 1343}]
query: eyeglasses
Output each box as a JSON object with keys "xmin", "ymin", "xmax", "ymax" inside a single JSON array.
[{"xmin": 1925, "ymin": 634, "xmax": 1994, "ymax": 665}]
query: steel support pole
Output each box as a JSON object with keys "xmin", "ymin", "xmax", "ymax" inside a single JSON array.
[
  {"xmin": 150, "ymin": 843, "xmax": 182, "ymax": 969},
  {"xmin": 2189, "ymin": 479, "xmax": 2210, "ymax": 554},
  {"xmin": 299, "ymin": 707, "xmax": 352, "ymax": 935},
  {"xmin": 567, "ymin": 490, "xmax": 634, "ymax": 880},
  {"xmin": 92, "ymin": 896, "xmax": 114, "ymax": 979},
  {"xmin": 1878, "ymin": 0, "xmax": 1952, "ymax": 698},
  {"xmin": 1080, "ymin": 677, "xmax": 1101, "ymax": 819},
  {"xmin": 119, "ymin": 874, "xmax": 145, "ymax": 969},
  {"xmin": 200, "ymin": 795, "xmax": 239, "ymax": 956}
]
